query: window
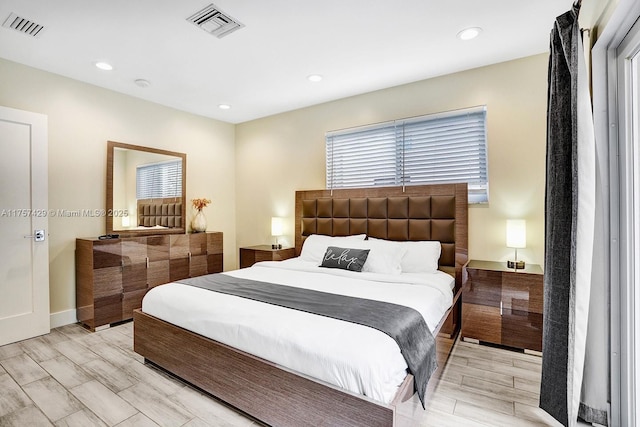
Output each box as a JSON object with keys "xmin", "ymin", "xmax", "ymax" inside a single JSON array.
[
  {"xmin": 136, "ymin": 160, "xmax": 183, "ymax": 199},
  {"xmin": 326, "ymin": 106, "xmax": 488, "ymax": 203}
]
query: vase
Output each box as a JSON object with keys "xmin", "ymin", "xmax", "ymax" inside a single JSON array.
[{"xmin": 191, "ymin": 210, "xmax": 207, "ymax": 232}]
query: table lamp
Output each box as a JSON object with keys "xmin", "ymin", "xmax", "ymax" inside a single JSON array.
[
  {"xmin": 506, "ymin": 219, "xmax": 526, "ymax": 269},
  {"xmin": 271, "ymin": 217, "xmax": 283, "ymax": 249}
]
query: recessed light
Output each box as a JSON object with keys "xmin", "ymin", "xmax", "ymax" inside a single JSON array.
[
  {"xmin": 457, "ymin": 27, "xmax": 482, "ymax": 41},
  {"xmin": 307, "ymin": 74, "xmax": 323, "ymax": 82},
  {"xmin": 134, "ymin": 79, "xmax": 150, "ymax": 88},
  {"xmin": 95, "ymin": 61, "xmax": 113, "ymax": 71},
  {"xmin": 218, "ymin": 104, "xmax": 231, "ymax": 110}
]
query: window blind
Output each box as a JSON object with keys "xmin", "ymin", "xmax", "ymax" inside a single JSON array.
[
  {"xmin": 326, "ymin": 106, "xmax": 488, "ymax": 203},
  {"xmin": 136, "ymin": 160, "xmax": 183, "ymax": 199}
]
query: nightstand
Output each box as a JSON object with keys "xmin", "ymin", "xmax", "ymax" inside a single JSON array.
[
  {"xmin": 461, "ymin": 260, "xmax": 543, "ymax": 352},
  {"xmin": 239, "ymin": 245, "xmax": 296, "ymax": 268}
]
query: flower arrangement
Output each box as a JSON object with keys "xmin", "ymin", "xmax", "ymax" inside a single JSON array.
[{"xmin": 191, "ymin": 198, "xmax": 211, "ymax": 211}]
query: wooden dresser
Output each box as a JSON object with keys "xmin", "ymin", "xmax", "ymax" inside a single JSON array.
[
  {"xmin": 461, "ymin": 260, "xmax": 543, "ymax": 352},
  {"xmin": 239, "ymin": 245, "xmax": 296, "ymax": 268},
  {"xmin": 76, "ymin": 232, "xmax": 222, "ymax": 331}
]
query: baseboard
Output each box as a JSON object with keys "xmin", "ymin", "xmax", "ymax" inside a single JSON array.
[{"xmin": 50, "ymin": 309, "xmax": 77, "ymax": 329}]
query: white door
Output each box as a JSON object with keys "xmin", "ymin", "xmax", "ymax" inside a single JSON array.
[{"xmin": 0, "ymin": 105, "xmax": 49, "ymax": 346}]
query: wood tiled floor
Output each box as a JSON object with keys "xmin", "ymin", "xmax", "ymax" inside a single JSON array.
[{"xmin": 0, "ymin": 322, "xmax": 559, "ymax": 426}]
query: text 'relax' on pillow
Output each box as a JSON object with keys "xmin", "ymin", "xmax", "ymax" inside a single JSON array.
[{"xmin": 320, "ymin": 246, "xmax": 370, "ymax": 272}]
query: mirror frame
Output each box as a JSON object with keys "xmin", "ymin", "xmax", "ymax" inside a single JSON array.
[{"xmin": 106, "ymin": 140, "xmax": 187, "ymax": 237}]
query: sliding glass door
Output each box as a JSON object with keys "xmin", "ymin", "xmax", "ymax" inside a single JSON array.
[{"xmin": 616, "ymin": 14, "xmax": 640, "ymax": 427}]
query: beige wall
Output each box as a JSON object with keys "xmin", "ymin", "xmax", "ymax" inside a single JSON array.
[
  {"xmin": 0, "ymin": 52, "xmax": 551, "ymax": 319},
  {"xmin": 0, "ymin": 58, "xmax": 236, "ymax": 317},
  {"xmin": 581, "ymin": 0, "xmax": 618, "ymax": 36},
  {"xmin": 236, "ymin": 54, "xmax": 549, "ymax": 267}
]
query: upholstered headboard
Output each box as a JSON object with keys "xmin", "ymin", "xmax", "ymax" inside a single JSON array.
[
  {"xmin": 295, "ymin": 183, "xmax": 468, "ymax": 286},
  {"xmin": 137, "ymin": 197, "xmax": 183, "ymax": 228}
]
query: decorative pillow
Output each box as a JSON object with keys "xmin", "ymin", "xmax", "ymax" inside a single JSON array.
[
  {"xmin": 299, "ymin": 234, "xmax": 367, "ymax": 264},
  {"xmin": 342, "ymin": 239, "xmax": 406, "ymax": 275},
  {"xmin": 320, "ymin": 246, "xmax": 370, "ymax": 272},
  {"xmin": 369, "ymin": 238, "xmax": 441, "ymax": 273}
]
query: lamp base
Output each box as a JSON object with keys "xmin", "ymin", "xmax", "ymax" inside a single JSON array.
[{"xmin": 507, "ymin": 260, "xmax": 525, "ymax": 269}]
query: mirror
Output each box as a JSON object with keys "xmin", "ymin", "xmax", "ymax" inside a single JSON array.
[{"xmin": 106, "ymin": 140, "xmax": 186, "ymax": 236}]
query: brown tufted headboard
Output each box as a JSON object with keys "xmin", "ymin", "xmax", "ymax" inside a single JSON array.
[
  {"xmin": 295, "ymin": 183, "xmax": 468, "ymax": 288},
  {"xmin": 137, "ymin": 197, "xmax": 183, "ymax": 228}
]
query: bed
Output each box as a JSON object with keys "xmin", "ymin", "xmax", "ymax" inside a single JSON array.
[{"xmin": 133, "ymin": 183, "xmax": 468, "ymax": 426}]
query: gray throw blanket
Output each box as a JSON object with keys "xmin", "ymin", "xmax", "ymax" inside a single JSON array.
[{"xmin": 178, "ymin": 273, "xmax": 436, "ymax": 407}]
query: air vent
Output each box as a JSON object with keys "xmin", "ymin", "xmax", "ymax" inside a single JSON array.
[
  {"xmin": 2, "ymin": 13, "xmax": 44, "ymax": 37},
  {"xmin": 187, "ymin": 4, "xmax": 244, "ymax": 38}
]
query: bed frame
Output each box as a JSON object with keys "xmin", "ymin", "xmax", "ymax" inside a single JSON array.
[{"xmin": 134, "ymin": 183, "xmax": 468, "ymax": 426}]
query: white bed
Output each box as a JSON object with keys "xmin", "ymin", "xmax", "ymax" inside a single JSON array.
[
  {"xmin": 134, "ymin": 183, "xmax": 468, "ymax": 426},
  {"xmin": 142, "ymin": 257, "xmax": 453, "ymax": 404}
]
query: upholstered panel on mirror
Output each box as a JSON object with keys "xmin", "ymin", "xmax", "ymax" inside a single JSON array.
[{"xmin": 137, "ymin": 199, "xmax": 183, "ymax": 228}]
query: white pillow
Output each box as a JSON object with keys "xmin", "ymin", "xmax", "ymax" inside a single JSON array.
[
  {"xmin": 344, "ymin": 239, "xmax": 406, "ymax": 275},
  {"xmin": 299, "ymin": 234, "xmax": 367, "ymax": 264},
  {"xmin": 369, "ymin": 238, "xmax": 441, "ymax": 273}
]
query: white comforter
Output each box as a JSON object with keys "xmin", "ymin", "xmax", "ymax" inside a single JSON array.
[{"xmin": 141, "ymin": 258, "xmax": 454, "ymax": 403}]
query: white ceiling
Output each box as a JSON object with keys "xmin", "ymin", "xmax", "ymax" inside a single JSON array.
[{"xmin": 0, "ymin": 0, "xmax": 574, "ymax": 124}]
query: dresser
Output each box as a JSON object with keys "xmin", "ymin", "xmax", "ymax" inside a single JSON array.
[
  {"xmin": 239, "ymin": 245, "xmax": 296, "ymax": 268},
  {"xmin": 461, "ymin": 260, "xmax": 543, "ymax": 352},
  {"xmin": 76, "ymin": 232, "xmax": 223, "ymax": 331}
]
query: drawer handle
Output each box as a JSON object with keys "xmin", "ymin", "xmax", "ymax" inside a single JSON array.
[
  {"xmin": 500, "ymin": 300, "xmax": 503, "ymax": 316},
  {"xmin": 146, "ymin": 257, "xmax": 149, "ymax": 268}
]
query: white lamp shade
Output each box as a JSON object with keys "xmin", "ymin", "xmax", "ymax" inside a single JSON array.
[
  {"xmin": 271, "ymin": 217, "xmax": 283, "ymax": 236},
  {"xmin": 506, "ymin": 219, "xmax": 526, "ymax": 248}
]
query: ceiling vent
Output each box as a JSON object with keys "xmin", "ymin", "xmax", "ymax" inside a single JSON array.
[
  {"xmin": 2, "ymin": 12, "xmax": 44, "ymax": 37},
  {"xmin": 187, "ymin": 4, "xmax": 244, "ymax": 39}
]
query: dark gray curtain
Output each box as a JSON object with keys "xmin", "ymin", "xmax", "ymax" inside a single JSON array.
[
  {"xmin": 541, "ymin": 6, "xmax": 578, "ymax": 425},
  {"xmin": 542, "ymin": 2, "xmax": 600, "ymax": 426}
]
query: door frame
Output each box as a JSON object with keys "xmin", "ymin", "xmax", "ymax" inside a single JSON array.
[
  {"xmin": 617, "ymin": 21, "xmax": 640, "ymax": 426},
  {"xmin": 592, "ymin": 1, "xmax": 640, "ymax": 426}
]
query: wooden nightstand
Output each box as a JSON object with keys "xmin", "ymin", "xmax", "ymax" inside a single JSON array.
[
  {"xmin": 239, "ymin": 245, "xmax": 296, "ymax": 268},
  {"xmin": 461, "ymin": 260, "xmax": 544, "ymax": 352}
]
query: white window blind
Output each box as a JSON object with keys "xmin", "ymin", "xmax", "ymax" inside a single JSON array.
[
  {"xmin": 326, "ymin": 106, "xmax": 488, "ymax": 203},
  {"xmin": 136, "ymin": 160, "xmax": 183, "ymax": 199}
]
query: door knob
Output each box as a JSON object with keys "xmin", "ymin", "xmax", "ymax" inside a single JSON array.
[{"xmin": 24, "ymin": 229, "xmax": 46, "ymax": 241}]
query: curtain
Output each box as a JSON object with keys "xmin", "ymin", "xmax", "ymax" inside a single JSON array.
[{"xmin": 541, "ymin": 2, "xmax": 599, "ymax": 426}]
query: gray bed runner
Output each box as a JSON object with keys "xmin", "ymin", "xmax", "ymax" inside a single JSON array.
[{"xmin": 177, "ymin": 273, "xmax": 436, "ymax": 407}]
